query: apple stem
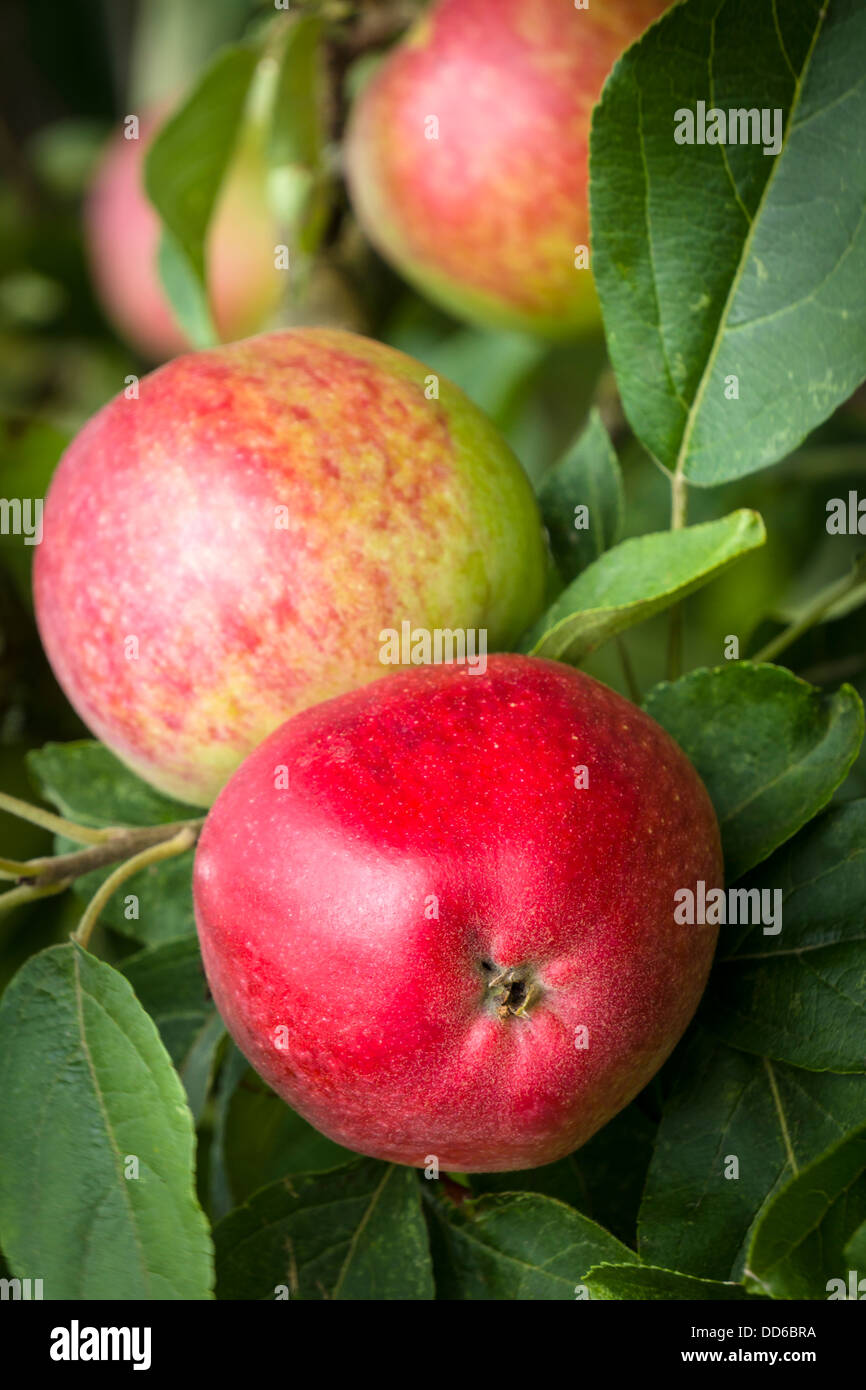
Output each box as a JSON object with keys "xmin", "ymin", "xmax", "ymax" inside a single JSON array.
[
  {"xmin": 0, "ymin": 817, "xmax": 205, "ymax": 921},
  {"xmin": 670, "ymin": 471, "xmax": 688, "ymax": 532},
  {"xmin": 615, "ymin": 635, "xmax": 641, "ymax": 704},
  {"xmin": 0, "ymin": 855, "xmax": 31, "ymax": 879},
  {"xmin": 73, "ymin": 824, "xmax": 200, "ymax": 950},
  {"xmin": 484, "ymin": 963, "xmax": 540, "ymax": 1019},
  {"xmin": 751, "ymin": 557, "xmax": 866, "ymax": 666},
  {"xmin": 0, "ymin": 791, "xmax": 120, "ymax": 847},
  {"xmin": 0, "ymin": 878, "xmax": 72, "ymax": 919}
]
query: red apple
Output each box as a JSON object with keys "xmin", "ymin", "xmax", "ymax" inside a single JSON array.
[
  {"xmin": 33, "ymin": 329, "xmax": 547, "ymax": 806},
  {"xmin": 193, "ymin": 655, "xmax": 722, "ymax": 1171},
  {"xmin": 85, "ymin": 112, "xmax": 283, "ymax": 359},
  {"xmin": 345, "ymin": 0, "xmax": 671, "ymax": 337}
]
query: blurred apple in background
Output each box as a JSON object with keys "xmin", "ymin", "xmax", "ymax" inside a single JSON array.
[
  {"xmin": 345, "ymin": 0, "xmax": 671, "ymax": 337},
  {"xmin": 84, "ymin": 110, "xmax": 284, "ymax": 360}
]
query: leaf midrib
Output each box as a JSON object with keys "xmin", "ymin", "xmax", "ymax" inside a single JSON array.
[
  {"xmin": 73, "ymin": 950, "xmax": 151, "ymax": 1298},
  {"xmin": 671, "ymin": 2, "xmax": 829, "ymax": 483}
]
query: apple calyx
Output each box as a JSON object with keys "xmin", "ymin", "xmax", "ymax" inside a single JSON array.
[{"xmin": 480, "ymin": 961, "xmax": 540, "ymax": 1021}]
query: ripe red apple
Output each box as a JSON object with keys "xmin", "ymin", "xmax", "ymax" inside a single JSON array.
[
  {"xmin": 345, "ymin": 0, "xmax": 670, "ymax": 337},
  {"xmin": 33, "ymin": 329, "xmax": 547, "ymax": 806},
  {"xmin": 85, "ymin": 112, "xmax": 283, "ymax": 359},
  {"xmin": 193, "ymin": 655, "xmax": 722, "ymax": 1171}
]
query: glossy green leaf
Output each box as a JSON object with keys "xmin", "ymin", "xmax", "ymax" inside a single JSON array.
[
  {"xmin": 215, "ymin": 1160, "xmax": 434, "ymax": 1300},
  {"xmin": 521, "ymin": 510, "xmax": 765, "ymax": 663},
  {"xmin": 0, "ymin": 944, "xmax": 213, "ymax": 1299},
  {"xmin": 584, "ymin": 1264, "xmax": 762, "ymax": 1301},
  {"xmin": 638, "ymin": 1032, "xmax": 866, "ymax": 1281},
  {"xmin": 591, "ymin": 0, "xmax": 866, "ymax": 485},
  {"xmin": 706, "ymin": 801, "xmax": 866, "ymax": 1071},
  {"xmin": 538, "ymin": 409, "xmax": 624, "ymax": 583},
  {"xmin": 644, "ymin": 664, "xmax": 864, "ymax": 879},
  {"xmin": 145, "ymin": 43, "xmax": 258, "ymax": 329},
  {"xmin": 428, "ymin": 1191, "xmax": 637, "ymax": 1300},
  {"xmin": 746, "ymin": 1127, "xmax": 866, "ymax": 1298},
  {"xmin": 121, "ymin": 938, "xmax": 222, "ymax": 1120}
]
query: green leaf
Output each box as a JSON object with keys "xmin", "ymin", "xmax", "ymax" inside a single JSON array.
[
  {"xmin": 470, "ymin": 1103, "xmax": 655, "ymax": 1246},
  {"xmin": 427, "ymin": 1191, "xmax": 637, "ymax": 1300},
  {"xmin": 644, "ymin": 664, "xmax": 864, "ymax": 880},
  {"xmin": 583, "ymin": 1264, "xmax": 762, "ymax": 1301},
  {"xmin": 121, "ymin": 938, "xmax": 222, "ymax": 1120},
  {"xmin": 156, "ymin": 229, "xmax": 218, "ymax": 349},
  {"xmin": 638, "ymin": 1032, "xmax": 866, "ymax": 1281},
  {"xmin": 181, "ymin": 1012, "xmax": 226, "ymax": 1127},
  {"xmin": 145, "ymin": 43, "xmax": 259, "ymax": 330},
  {"xmin": 538, "ymin": 408, "xmax": 624, "ymax": 583},
  {"xmin": 746, "ymin": 1127, "xmax": 866, "ymax": 1298},
  {"xmin": 591, "ymin": 0, "xmax": 866, "ymax": 485},
  {"xmin": 222, "ymin": 1066, "xmax": 352, "ymax": 1204},
  {"xmin": 705, "ymin": 801, "xmax": 866, "ymax": 1071},
  {"xmin": 0, "ymin": 944, "xmax": 213, "ymax": 1299},
  {"xmin": 208, "ymin": 1042, "xmax": 251, "ymax": 1223},
  {"xmin": 844, "ymin": 1216, "xmax": 866, "ymax": 1270},
  {"xmin": 266, "ymin": 15, "xmax": 331, "ymax": 257},
  {"xmin": 28, "ymin": 740, "xmax": 200, "ymax": 827},
  {"xmin": 520, "ymin": 510, "xmax": 765, "ymax": 663},
  {"xmin": 214, "ymin": 1160, "xmax": 434, "ymax": 1300},
  {"xmin": 28, "ymin": 741, "xmax": 200, "ymax": 945},
  {"xmin": 268, "ymin": 15, "xmax": 325, "ymax": 170}
]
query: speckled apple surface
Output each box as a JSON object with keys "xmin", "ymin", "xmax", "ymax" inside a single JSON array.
[
  {"xmin": 193, "ymin": 655, "xmax": 722, "ymax": 1171},
  {"xmin": 33, "ymin": 330, "xmax": 547, "ymax": 805},
  {"xmin": 345, "ymin": 0, "xmax": 671, "ymax": 336}
]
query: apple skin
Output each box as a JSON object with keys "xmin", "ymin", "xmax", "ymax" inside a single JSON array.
[
  {"xmin": 193, "ymin": 655, "xmax": 722, "ymax": 1171},
  {"xmin": 33, "ymin": 329, "xmax": 547, "ymax": 806},
  {"xmin": 85, "ymin": 113, "xmax": 283, "ymax": 360},
  {"xmin": 344, "ymin": 0, "xmax": 671, "ymax": 337}
]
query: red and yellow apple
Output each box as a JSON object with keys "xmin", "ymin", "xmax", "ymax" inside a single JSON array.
[
  {"xmin": 85, "ymin": 111, "xmax": 283, "ymax": 359},
  {"xmin": 33, "ymin": 329, "xmax": 547, "ymax": 805},
  {"xmin": 193, "ymin": 655, "xmax": 722, "ymax": 1171},
  {"xmin": 345, "ymin": 0, "xmax": 671, "ymax": 336}
]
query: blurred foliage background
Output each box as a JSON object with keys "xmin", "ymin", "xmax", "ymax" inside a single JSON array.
[{"xmin": 2, "ymin": 0, "xmax": 866, "ymax": 984}]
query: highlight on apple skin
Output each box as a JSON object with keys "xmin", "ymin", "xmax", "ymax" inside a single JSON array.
[
  {"xmin": 33, "ymin": 328, "xmax": 548, "ymax": 807},
  {"xmin": 85, "ymin": 111, "xmax": 283, "ymax": 360},
  {"xmin": 344, "ymin": 0, "xmax": 671, "ymax": 338},
  {"xmin": 193, "ymin": 655, "xmax": 723, "ymax": 1172}
]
